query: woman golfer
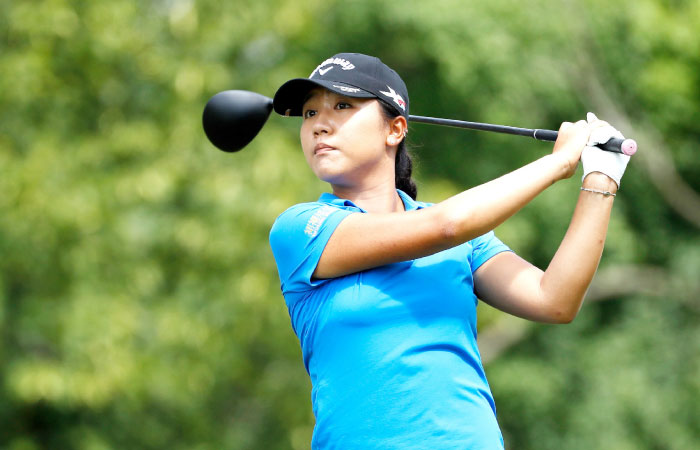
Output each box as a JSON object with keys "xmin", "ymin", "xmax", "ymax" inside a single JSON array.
[{"xmin": 269, "ymin": 53, "xmax": 630, "ymax": 449}]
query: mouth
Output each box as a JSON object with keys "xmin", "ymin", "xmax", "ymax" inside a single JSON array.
[{"xmin": 314, "ymin": 143, "xmax": 336, "ymax": 155}]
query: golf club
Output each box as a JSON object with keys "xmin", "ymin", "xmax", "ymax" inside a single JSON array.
[{"xmin": 202, "ymin": 90, "xmax": 637, "ymax": 155}]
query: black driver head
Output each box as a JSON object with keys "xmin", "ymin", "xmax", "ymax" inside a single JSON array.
[{"xmin": 202, "ymin": 90, "xmax": 274, "ymax": 152}]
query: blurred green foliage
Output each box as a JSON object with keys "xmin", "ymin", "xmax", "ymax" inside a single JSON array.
[{"xmin": 1, "ymin": 0, "xmax": 698, "ymax": 448}]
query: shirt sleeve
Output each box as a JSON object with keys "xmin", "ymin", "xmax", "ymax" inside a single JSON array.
[
  {"xmin": 269, "ymin": 202, "xmax": 355, "ymax": 295},
  {"xmin": 468, "ymin": 230, "xmax": 512, "ymax": 273}
]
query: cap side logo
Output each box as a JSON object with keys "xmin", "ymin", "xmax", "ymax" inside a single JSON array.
[
  {"xmin": 319, "ymin": 67, "xmax": 334, "ymax": 76},
  {"xmin": 379, "ymin": 86, "xmax": 406, "ymax": 111}
]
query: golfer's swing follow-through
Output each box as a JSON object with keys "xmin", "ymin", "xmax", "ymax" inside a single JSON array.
[{"xmin": 203, "ymin": 53, "xmax": 636, "ymax": 449}]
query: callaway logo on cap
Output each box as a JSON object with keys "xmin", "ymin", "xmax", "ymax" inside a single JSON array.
[{"xmin": 273, "ymin": 53, "xmax": 410, "ymax": 119}]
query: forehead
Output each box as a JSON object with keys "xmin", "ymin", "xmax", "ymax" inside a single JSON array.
[{"xmin": 303, "ymin": 87, "xmax": 364, "ymax": 105}]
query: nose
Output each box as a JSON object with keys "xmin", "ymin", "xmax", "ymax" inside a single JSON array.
[{"xmin": 312, "ymin": 108, "xmax": 333, "ymax": 137}]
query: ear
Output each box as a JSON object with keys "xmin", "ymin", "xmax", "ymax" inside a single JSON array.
[{"xmin": 386, "ymin": 116, "xmax": 408, "ymax": 146}]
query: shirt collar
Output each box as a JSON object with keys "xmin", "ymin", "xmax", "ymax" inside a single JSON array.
[{"xmin": 318, "ymin": 189, "xmax": 424, "ymax": 212}]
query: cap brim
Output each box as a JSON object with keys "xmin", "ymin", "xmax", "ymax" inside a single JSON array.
[{"xmin": 273, "ymin": 78, "xmax": 375, "ymax": 117}]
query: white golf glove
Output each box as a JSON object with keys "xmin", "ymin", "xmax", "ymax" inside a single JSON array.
[{"xmin": 581, "ymin": 112, "xmax": 631, "ymax": 188}]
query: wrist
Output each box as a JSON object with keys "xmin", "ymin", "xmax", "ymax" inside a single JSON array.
[
  {"xmin": 582, "ymin": 172, "xmax": 618, "ymax": 193},
  {"xmin": 546, "ymin": 153, "xmax": 576, "ymax": 182}
]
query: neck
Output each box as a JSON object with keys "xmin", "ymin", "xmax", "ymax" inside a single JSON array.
[{"xmin": 331, "ymin": 180, "xmax": 405, "ymax": 213}]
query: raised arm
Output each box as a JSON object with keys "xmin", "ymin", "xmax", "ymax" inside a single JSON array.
[
  {"xmin": 473, "ymin": 117, "xmax": 631, "ymax": 323},
  {"xmin": 314, "ymin": 120, "xmax": 593, "ymax": 279}
]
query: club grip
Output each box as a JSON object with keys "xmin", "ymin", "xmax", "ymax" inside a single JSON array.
[
  {"xmin": 600, "ymin": 138, "xmax": 637, "ymax": 155},
  {"xmin": 533, "ymin": 129, "xmax": 637, "ymax": 155}
]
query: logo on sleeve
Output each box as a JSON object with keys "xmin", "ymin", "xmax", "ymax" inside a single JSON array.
[{"xmin": 304, "ymin": 206, "xmax": 335, "ymax": 237}]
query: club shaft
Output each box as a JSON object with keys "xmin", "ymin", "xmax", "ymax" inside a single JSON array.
[{"xmin": 409, "ymin": 115, "xmax": 630, "ymax": 154}]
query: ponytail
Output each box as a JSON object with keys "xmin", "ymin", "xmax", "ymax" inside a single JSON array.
[
  {"xmin": 378, "ymin": 100, "xmax": 418, "ymax": 200},
  {"xmin": 394, "ymin": 140, "xmax": 417, "ymax": 200}
]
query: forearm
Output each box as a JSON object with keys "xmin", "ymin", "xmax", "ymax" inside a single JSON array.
[
  {"xmin": 539, "ymin": 173, "xmax": 617, "ymax": 321},
  {"xmin": 438, "ymin": 153, "xmax": 570, "ymax": 244}
]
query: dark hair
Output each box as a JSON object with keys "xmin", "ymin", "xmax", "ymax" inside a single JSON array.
[{"xmin": 377, "ymin": 100, "xmax": 418, "ymax": 200}]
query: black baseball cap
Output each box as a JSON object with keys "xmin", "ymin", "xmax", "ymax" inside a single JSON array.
[{"xmin": 273, "ymin": 53, "xmax": 409, "ymax": 119}]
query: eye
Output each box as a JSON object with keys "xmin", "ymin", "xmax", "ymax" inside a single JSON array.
[
  {"xmin": 335, "ymin": 101, "xmax": 352, "ymax": 110},
  {"xmin": 303, "ymin": 109, "xmax": 316, "ymax": 119}
]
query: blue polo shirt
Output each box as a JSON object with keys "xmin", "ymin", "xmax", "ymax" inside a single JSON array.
[{"xmin": 269, "ymin": 190, "xmax": 511, "ymax": 449}]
